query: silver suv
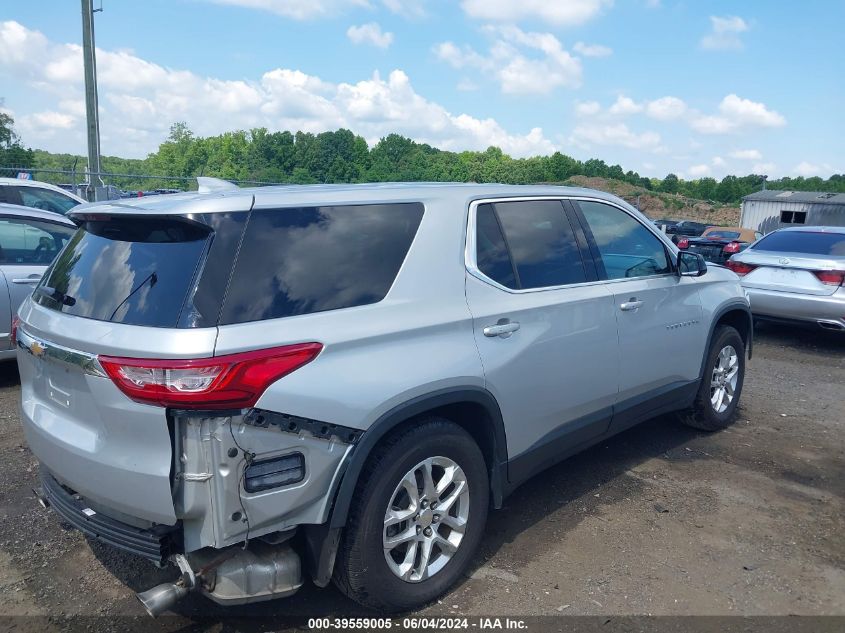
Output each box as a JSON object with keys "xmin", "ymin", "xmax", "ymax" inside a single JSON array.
[{"xmin": 16, "ymin": 184, "xmax": 752, "ymax": 614}]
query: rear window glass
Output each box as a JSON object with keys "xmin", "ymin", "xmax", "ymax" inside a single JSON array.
[
  {"xmin": 753, "ymin": 231, "xmax": 845, "ymax": 256},
  {"xmin": 704, "ymin": 230, "xmax": 741, "ymax": 240},
  {"xmin": 219, "ymin": 203, "xmax": 424, "ymax": 324},
  {"xmin": 34, "ymin": 218, "xmax": 211, "ymax": 327},
  {"xmin": 475, "ymin": 204, "xmax": 517, "ymax": 288}
]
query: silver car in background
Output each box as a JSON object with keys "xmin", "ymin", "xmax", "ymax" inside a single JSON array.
[
  {"xmin": 726, "ymin": 226, "xmax": 845, "ymax": 332},
  {"xmin": 0, "ymin": 203, "xmax": 76, "ymax": 360}
]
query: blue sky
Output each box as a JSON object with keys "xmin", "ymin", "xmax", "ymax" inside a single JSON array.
[{"xmin": 1, "ymin": 0, "xmax": 842, "ymax": 179}]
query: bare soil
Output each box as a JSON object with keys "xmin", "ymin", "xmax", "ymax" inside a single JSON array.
[{"xmin": 0, "ymin": 322, "xmax": 842, "ymax": 629}]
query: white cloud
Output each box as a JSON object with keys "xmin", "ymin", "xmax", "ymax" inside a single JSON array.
[
  {"xmin": 573, "ymin": 42, "xmax": 613, "ymax": 58},
  {"xmin": 730, "ymin": 148, "xmax": 762, "ymax": 160},
  {"xmin": 460, "ymin": 0, "xmax": 612, "ymax": 26},
  {"xmin": 0, "ymin": 21, "xmax": 557, "ymax": 159},
  {"xmin": 712, "ymin": 156, "xmax": 726, "ymax": 167},
  {"xmin": 575, "ymin": 100, "xmax": 601, "ymax": 116},
  {"xmin": 434, "ymin": 26, "xmax": 582, "ymax": 95},
  {"xmin": 207, "ymin": 0, "xmax": 370, "ymax": 20},
  {"xmin": 691, "ymin": 94, "xmax": 785, "ymax": 134},
  {"xmin": 751, "ymin": 162, "xmax": 776, "ymax": 174},
  {"xmin": 645, "ymin": 96, "xmax": 687, "ymax": 121},
  {"xmin": 347, "ymin": 22, "xmax": 394, "ymax": 48},
  {"xmin": 701, "ymin": 15, "xmax": 749, "ymax": 51},
  {"xmin": 381, "ymin": 0, "xmax": 426, "ymax": 18},
  {"xmin": 688, "ymin": 164, "xmax": 711, "ymax": 177},
  {"xmin": 570, "ymin": 122, "xmax": 662, "ymax": 151},
  {"xmin": 794, "ymin": 161, "xmax": 836, "ymax": 177},
  {"xmin": 456, "ymin": 78, "xmax": 479, "ymax": 91},
  {"xmin": 608, "ymin": 95, "xmax": 643, "ymax": 115}
]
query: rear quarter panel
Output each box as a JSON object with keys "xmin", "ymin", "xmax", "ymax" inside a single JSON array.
[{"xmin": 214, "ymin": 195, "xmax": 485, "ymax": 432}]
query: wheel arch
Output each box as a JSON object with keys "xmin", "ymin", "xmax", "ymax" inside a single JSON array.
[
  {"xmin": 304, "ymin": 387, "xmax": 508, "ymax": 587},
  {"xmin": 700, "ymin": 302, "xmax": 753, "ymax": 380}
]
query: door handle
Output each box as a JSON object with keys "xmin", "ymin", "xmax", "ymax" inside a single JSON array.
[
  {"xmin": 620, "ymin": 298, "xmax": 643, "ymax": 311},
  {"xmin": 12, "ymin": 278, "xmax": 41, "ymax": 285},
  {"xmin": 483, "ymin": 320, "xmax": 521, "ymax": 338}
]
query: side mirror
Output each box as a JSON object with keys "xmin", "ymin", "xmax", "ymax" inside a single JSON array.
[{"xmin": 678, "ymin": 251, "xmax": 707, "ymax": 277}]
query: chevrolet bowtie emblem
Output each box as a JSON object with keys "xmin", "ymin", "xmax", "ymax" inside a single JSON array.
[{"xmin": 29, "ymin": 341, "xmax": 45, "ymax": 357}]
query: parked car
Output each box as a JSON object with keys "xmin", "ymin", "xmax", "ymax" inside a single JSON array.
[
  {"xmin": 16, "ymin": 184, "xmax": 752, "ymax": 614},
  {"xmin": 0, "ymin": 203, "xmax": 76, "ymax": 361},
  {"xmin": 665, "ymin": 220, "xmax": 711, "ymax": 243},
  {"xmin": 652, "ymin": 218, "xmax": 679, "ymax": 230},
  {"xmin": 0, "ymin": 177, "xmax": 85, "ymax": 215},
  {"xmin": 727, "ymin": 226, "xmax": 845, "ymax": 332},
  {"xmin": 678, "ymin": 226, "xmax": 763, "ymax": 264}
]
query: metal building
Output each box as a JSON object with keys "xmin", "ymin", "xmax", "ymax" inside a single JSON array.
[{"xmin": 740, "ymin": 190, "xmax": 845, "ymax": 234}]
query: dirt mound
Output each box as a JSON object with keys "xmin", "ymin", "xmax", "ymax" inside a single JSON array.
[{"xmin": 565, "ymin": 175, "xmax": 741, "ymax": 227}]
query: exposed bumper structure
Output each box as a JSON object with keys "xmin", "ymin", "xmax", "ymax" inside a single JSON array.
[{"xmin": 41, "ymin": 470, "xmax": 181, "ymax": 565}]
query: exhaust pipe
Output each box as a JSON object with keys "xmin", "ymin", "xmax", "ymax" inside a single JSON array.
[{"xmin": 136, "ymin": 581, "xmax": 190, "ymax": 617}]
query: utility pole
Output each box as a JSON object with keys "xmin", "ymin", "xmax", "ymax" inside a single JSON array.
[{"xmin": 81, "ymin": 0, "xmax": 102, "ymax": 201}]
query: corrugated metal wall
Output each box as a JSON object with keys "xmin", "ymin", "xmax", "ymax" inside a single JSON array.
[{"xmin": 740, "ymin": 200, "xmax": 845, "ymax": 233}]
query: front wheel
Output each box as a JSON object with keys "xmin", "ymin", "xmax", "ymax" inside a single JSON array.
[
  {"xmin": 680, "ymin": 325, "xmax": 746, "ymax": 431},
  {"xmin": 333, "ymin": 418, "xmax": 489, "ymax": 612}
]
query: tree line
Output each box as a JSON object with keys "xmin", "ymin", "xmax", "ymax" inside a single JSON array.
[{"xmin": 4, "ymin": 113, "xmax": 844, "ymax": 204}]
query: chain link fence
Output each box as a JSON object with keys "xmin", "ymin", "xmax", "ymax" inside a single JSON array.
[{"xmin": 0, "ymin": 166, "xmax": 283, "ymax": 201}]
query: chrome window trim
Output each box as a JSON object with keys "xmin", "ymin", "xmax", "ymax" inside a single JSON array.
[
  {"xmin": 16, "ymin": 327, "xmax": 106, "ymax": 378},
  {"xmin": 464, "ymin": 195, "xmax": 679, "ymax": 295}
]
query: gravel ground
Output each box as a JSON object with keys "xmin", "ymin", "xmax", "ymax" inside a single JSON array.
[{"xmin": 0, "ymin": 322, "xmax": 842, "ymax": 630}]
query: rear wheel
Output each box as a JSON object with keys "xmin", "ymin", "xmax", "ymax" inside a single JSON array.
[
  {"xmin": 333, "ymin": 418, "xmax": 488, "ymax": 612},
  {"xmin": 680, "ymin": 325, "xmax": 745, "ymax": 431}
]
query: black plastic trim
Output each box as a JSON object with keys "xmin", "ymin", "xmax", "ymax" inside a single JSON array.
[
  {"xmin": 327, "ymin": 387, "xmax": 508, "ymax": 530},
  {"xmin": 244, "ymin": 409, "xmax": 362, "ymax": 444},
  {"xmin": 701, "ymin": 302, "xmax": 754, "ymax": 375},
  {"xmin": 41, "ymin": 471, "xmax": 181, "ymax": 565}
]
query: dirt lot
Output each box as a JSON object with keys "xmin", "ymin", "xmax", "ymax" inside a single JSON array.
[{"xmin": 0, "ymin": 323, "xmax": 842, "ymax": 629}]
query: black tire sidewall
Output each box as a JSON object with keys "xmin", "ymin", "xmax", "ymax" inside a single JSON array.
[
  {"xmin": 698, "ymin": 326, "xmax": 745, "ymax": 426},
  {"xmin": 350, "ymin": 424, "xmax": 488, "ymax": 610}
]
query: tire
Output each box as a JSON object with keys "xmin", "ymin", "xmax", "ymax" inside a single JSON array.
[
  {"xmin": 333, "ymin": 418, "xmax": 489, "ymax": 612},
  {"xmin": 680, "ymin": 325, "xmax": 745, "ymax": 431}
]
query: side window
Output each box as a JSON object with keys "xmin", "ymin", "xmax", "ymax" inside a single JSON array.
[
  {"xmin": 0, "ymin": 216, "xmax": 76, "ymax": 264},
  {"xmin": 577, "ymin": 200, "xmax": 671, "ymax": 280},
  {"xmin": 219, "ymin": 203, "xmax": 424, "ymax": 324},
  {"xmin": 475, "ymin": 204, "xmax": 517, "ymax": 288},
  {"xmin": 15, "ymin": 187, "xmax": 79, "ymax": 215},
  {"xmin": 482, "ymin": 200, "xmax": 587, "ymax": 289}
]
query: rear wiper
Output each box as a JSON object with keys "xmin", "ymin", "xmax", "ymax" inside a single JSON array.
[
  {"xmin": 35, "ymin": 286, "xmax": 76, "ymax": 307},
  {"xmin": 109, "ymin": 272, "xmax": 158, "ymax": 320}
]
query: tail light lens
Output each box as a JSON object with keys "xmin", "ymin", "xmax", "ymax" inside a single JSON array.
[
  {"xmin": 99, "ymin": 343, "xmax": 323, "ymax": 409},
  {"xmin": 725, "ymin": 260, "xmax": 757, "ymax": 276},
  {"xmin": 814, "ymin": 270, "xmax": 845, "ymax": 286},
  {"xmin": 677, "ymin": 238, "xmax": 689, "ymax": 249},
  {"xmin": 722, "ymin": 241, "xmax": 742, "ymax": 254},
  {"xmin": 10, "ymin": 316, "xmax": 20, "ymax": 346}
]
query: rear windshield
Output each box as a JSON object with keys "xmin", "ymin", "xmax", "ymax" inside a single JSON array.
[
  {"xmin": 33, "ymin": 203, "xmax": 424, "ymax": 328},
  {"xmin": 753, "ymin": 231, "xmax": 845, "ymax": 256},
  {"xmin": 34, "ymin": 217, "xmax": 211, "ymax": 327},
  {"xmin": 704, "ymin": 230, "xmax": 741, "ymax": 240}
]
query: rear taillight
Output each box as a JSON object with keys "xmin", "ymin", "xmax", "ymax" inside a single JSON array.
[
  {"xmin": 722, "ymin": 241, "xmax": 742, "ymax": 254},
  {"xmin": 10, "ymin": 316, "xmax": 20, "ymax": 346},
  {"xmin": 99, "ymin": 343, "xmax": 323, "ymax": 409},
  {"xmin": 813, "ymin": 270, "xmax": 845, "ymax": 286},
  {"xmin": 725, "ymin": 260, "xmax": 757, "ymax": 276},
  {"xmin": 677, "ymin": 238, "xmax": 689, "ymax": 249}
]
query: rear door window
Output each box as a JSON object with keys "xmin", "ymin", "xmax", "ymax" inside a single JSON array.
[
  {"xmin": 15, "ymin": 187, "xmax": 80, "ymax": 215},
  {"xmin": 35, "ymin": 217, "xmax": 212, "ymax": 327},
  {"xmin": 753, "ymin": 231, "xmax": 845, "ymax": 256},
  {"xmin": 475, "ymin": 204, "xmax": 518, "ymax": 288},
  {"xmin": 485, "ymin": 200, "xmax": 588, "ymax": 289},
  {"xmin": 219, "ymin": 203, "xmax": 424, "ymax": 324},
  {"xmin": 0, "ymin": 216, "xmax": 75, "ymax": 264}
]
